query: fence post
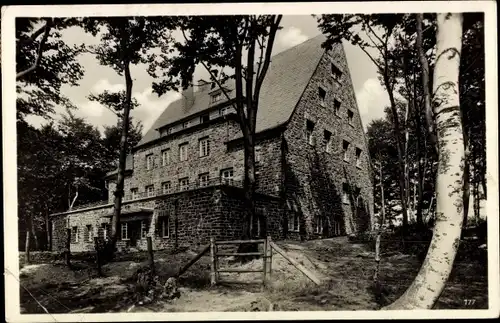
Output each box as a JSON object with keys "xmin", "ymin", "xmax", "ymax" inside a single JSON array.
[
  {"xmin": 147, "ymin": 236, "xmax": 155, "ymax": 275},
  {"xmin": 262, "ymin": 236, "xmax": 268, "ymax": 287},
  {"xmin": 210, "ymin": 237, "xmax": 216, "ymax": 286},
  {"xmin": 266, "ymin": 235, "xmax": 272, "ymax": 281},
  {"xmin": 94, "ymin": 237, "xmax": 102, "ymax": 276},
  {"xmin": 65, "ymin": 228, "xmax": 71, "ymax": 268}
]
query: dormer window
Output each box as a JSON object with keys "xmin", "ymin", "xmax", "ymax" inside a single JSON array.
[
  {"xmin": 200, "ymin": 113, "xmax": 210, "ymax": 124},
  {"xmin": 211, "ymin": 92, "xmax": 223, "ymax": 104}
]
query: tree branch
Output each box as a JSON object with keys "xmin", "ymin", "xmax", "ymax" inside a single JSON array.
[{"xmin": 16, "ymin": 19, "xmax": 53, "ymax": 80}]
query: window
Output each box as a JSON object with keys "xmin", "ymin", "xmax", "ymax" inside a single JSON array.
[
  {"xmin": 318, "ymin": 87, "xmax": 326, "ymax": 106},
  {"xmin": 342, "ymin": 183, "xmax": 350, "ymax": 204},
  {"xmin": 162, "ymin": 148, "xmax": 171, "ymax": 166},
  {"xmin": 255, "ymin": 146, "xmax": 262, "ymax": 164},
  {"xmin": 324, "ymin": 130, "xmax": 332, "ymax": 153},
  {"xmin": 71, "ymin": 226, "xmax": 79, "ymax": 243},
  {"xmin": 199, "ymin": 173, "xmax": 210, "ymax": 187},
  {"xmin": 220, "ymin": 168, "xmax": 234, "ymax": 184},
  {"xmin": 348, "ymin": 110, "xmax": 354, "ymax": 125},
  {"xmin": 141, "ymin": 221, "xmax": 149, "ymax": 239},
  {"xmin": 179, "ymin": 143, "xmax": 188, "ymax": 161},
  {"xmin": 85, "ymin": 224, "xmax": 93, "ymax": 242},
  {"xmin": 199, "ymin": 137, "xmax": 210, "ymax": 157},
  {"xmin": 331, "ymin": 63, "xmax": 343, "ymax": 82},
  {"xmin": 200, "ymin": 113, "xmax": 210, "ymax": 124},
  {"xmin": 146, "ymin": 185, "xmax": 155, "ymax": 197},
  {"xmin": 131, "ymin": 188, "xmax": 138, "ymax": 200},
  {"xmin": 162, "ymin": 181, "xmax": 171, "ymax": 194},
  {"xmin": 211, "ymin": 92, "xmax": 223, "ymax": 104},
  {"xmin": 315, "ymin": 216, "xmax": 323, "ymax": 234},
  {"xmin": 342, "ymin": 140, "xmax": 350, "ymax": 161},
  {"xmin": 355, "ymin": 148, "xmax": 362, "ymax": 168},
  {"xmin": 306, "ymin": 119, "xmax": 315, "ymax": 145},
  {"xmin": 146, "ymin": 154, "xmax": 154, "ymax": 170},
  {"xmin": 121, "ymin": 223, "xmax": 129, "ymax": 240},
  {"xmin": 160, "ymin": 217, "xmax": 169, "ymax": 238},
  {"xmin": 288, "ymin": 212, "xmax": 300, "ymax": 232},
  {"xmin": 179, "ymin": 177, "xmax": 189, "ymax": 191},
  {"xmin": 101, "ymin": 223, "xmax": 110, "ymax": 241},
  {"xmin": 334, "ymin": 99, "xmax": 341, "ymax": 116},
  {"xmin": 219, "ymin": 107, "xmax": 229, "ymax": 116}
]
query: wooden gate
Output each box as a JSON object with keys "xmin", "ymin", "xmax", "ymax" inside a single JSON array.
[{"xmin": 210, "ymin": 237, "xmax": 272, "ymax": 286}]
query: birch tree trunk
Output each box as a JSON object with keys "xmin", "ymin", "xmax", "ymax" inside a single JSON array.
[{"xmin": 383, "ymin": 12, "xmax": 464, "ymax": 310}]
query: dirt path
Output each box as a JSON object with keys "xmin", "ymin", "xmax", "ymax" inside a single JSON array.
[{"xmin": 19, "ymin": 237, "xmax": 488, "ymax": 313}]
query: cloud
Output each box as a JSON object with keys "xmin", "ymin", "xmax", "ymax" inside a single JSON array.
[
  {"xmin": 355, "ymin": 78, "xmax": 390, "ymax": 130},
  {"xmin": 92, "ymin": 79, "xmax": 125, "ymax": 93},
  {"xmin": 277, "ymin": 27, "xmax": 309, "ymax": 49},
  {"xmin": 131, "ymin": 88, "xmax": 182, "ymax": 134}
]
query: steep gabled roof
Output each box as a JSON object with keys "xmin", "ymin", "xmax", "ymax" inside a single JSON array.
[{"xmin": 136, "ymin": 34, "xmax": 326, "ymax": 148}]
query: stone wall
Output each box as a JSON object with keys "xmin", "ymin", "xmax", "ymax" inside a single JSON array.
[
  {"xmin": 283, "ymin": 43, "xmax": 374, "ymax": 238},
  {"xmin": 51, "ymin": 185, "xmax": 283, "ymax": 252}
]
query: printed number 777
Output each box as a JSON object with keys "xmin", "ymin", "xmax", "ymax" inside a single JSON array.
[{"xmin": 464, "ymin": 299, "xmax": 476, "ymax": 306}]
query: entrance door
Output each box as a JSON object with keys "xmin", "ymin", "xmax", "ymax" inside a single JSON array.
[{"xmin": 128, "ymin": 221, "xmax": 142, "ymax": 247}]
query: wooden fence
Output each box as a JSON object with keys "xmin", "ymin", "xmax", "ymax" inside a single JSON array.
[{"xmin": 175, "ymin": 236, "xmax": 321, "ymax": 288}]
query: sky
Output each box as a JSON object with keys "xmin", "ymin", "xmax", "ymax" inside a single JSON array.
[{"xmin": 26, "ymin": 15, "xmax": 390, "ymax": 134}]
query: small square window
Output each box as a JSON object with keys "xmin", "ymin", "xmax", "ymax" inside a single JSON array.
[
  {"xmin": 179, "ymin": 177, "xmax": 189, "ymax": 191},
  {"xmin": 121, "ymin": 223, "xmax": 129, "ymax": 240},
  {"xmin": 199, "ymin": 137, "xmax": 210, "ymax": 157},
  {"xmin": 199, "ymin": 173, "xmax": 210, "ymax": 187},
  {"xmin": 306, "ymin": 120, "xmax": 315, "ymax": 146},
  {"xmin": 324, "ymin": 130, "xmax": 332, "ymax": 153},
  {"xmin": 160, "ymin": 217, "xmax": 169, "ymax": 238},
  {"xmin": 161, "ymin": 181, "xmax": 171, "ymax": 194},
  {"xmin": 71, "ymin": 226, "xmax": 79, "ymax": 243},
  {"xmin": 162, "ymin": 148, "xmax": 171, "ymax": 166},
  {"xmin": 342, "ymin": 183, "xmax": 350, "ymax": 204},
  {"xmin": 130, "ymin": 188, "xmax": 138, "ymax": 200},
  {"xmin": 288, "ymin": 212, "xmax": 300, "ymax": 232},
  {"xmin": 220, "ymin": 168, "xmax": 234, "ymax": 184},
  {"xmin": 141, "ymin": 221, "xmax": 149, "ymax": 239},
  {"xmin": 342, "ymin": 140, "xmax": 350, "ymax": 161},
  {"xmin": 179, "ymin": 143, "xmax": 188, "ymax": 161},
  {"xmin": 146, "ymin": 185, "xmax": 155, "ymax": 197},
  {"xmin": 146, "ymin": 154, "xmax": 154, "ymax": 170},
  {"xmin": 85, "ymin": 224, "xmax": 93, "ymax": 242},
  {"xmin": 318, "ymin": 87, "xmax": 326, "ymax": 106},
  {"xmin": 331, "ymin": 63, "xmax": 342, "ymax": 82},
  {"xmin": 334, "ymin": 99, "xmax": 341, "ymax": 116},
  {"xmin": 348, "ymin": 110, "xmax": 354, "ymax": 125},
  {"xmin": 355, "ymin": 148, "xmax": 362, "ymax": 168}
]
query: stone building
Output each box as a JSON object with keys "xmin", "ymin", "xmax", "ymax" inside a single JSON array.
[{"xmin": 51, "ymin": 35, "xmax": 374, "ymax": 252}]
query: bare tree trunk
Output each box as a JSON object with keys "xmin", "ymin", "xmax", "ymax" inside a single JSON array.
[
  {"xmin": 45, "ymin": 208, "xmax": 51, "ymax": 251},
  {"xmin": 108, "ymin": 49, "xmax": 133, "ymax": 259},
  {"xmin": 374, "ymin": 160, "xmax": 386, "ymax": 282},
  {"xmin": 25, "ymin": 216, "xmax": 32, "ymax": 263},
  {"xmin": 31, "ymin": 219, "xmax": 39, "ymax": 251},
  {"xmin": 383, "ymin": 12, "xmax": 464, "ymax": 309}
]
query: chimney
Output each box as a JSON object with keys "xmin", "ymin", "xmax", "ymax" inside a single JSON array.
[
  {"xmin": 197, "ymin": 79, "xmax": 211, "ymax": 93},
  {"xmin": 182, "ymin": 85, "xmax": 195, "ymax": 110}
]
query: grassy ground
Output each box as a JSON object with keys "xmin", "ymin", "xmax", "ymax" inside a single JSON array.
[{"xmin": 18, "ymin": 237, "xmax": 488, "ymax": 313}]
